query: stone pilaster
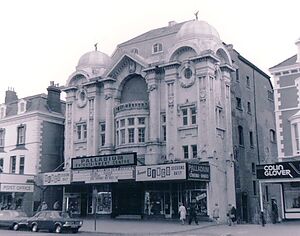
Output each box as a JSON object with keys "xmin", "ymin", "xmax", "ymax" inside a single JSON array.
[
  {"xmin": 103, "ymin": 82, "xmax": 115, "ymax": 153},
  {"xmin": 164, "ymin": 65, "xmax": 178, "ymax": 161}
]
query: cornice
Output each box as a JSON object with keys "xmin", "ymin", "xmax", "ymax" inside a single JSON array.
[{"xmin": 269, "ymin": 64, "xmax": 300, "ymax": 76}]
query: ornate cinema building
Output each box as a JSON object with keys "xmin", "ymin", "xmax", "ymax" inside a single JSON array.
[{"xmin": 43, "ymin": 18, "xmax": 276, "ymax": 222}]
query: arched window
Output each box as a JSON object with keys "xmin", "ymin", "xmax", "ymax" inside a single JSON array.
[
  {"xmin": 238, "ymin": 125, "xmax": 244, "ymax": 146},
  {"xmin": 152, "ymin": 43, "xmax": 163, "ymax": 54}
]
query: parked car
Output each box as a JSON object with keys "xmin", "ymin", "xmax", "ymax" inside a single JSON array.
[
  {"xmin": 0, "ymin": 210, "xmax": 28, "ymax": 230},
  {"xmin": 18, "ymin": 210, "xmax": 83, "ymax": 233}
]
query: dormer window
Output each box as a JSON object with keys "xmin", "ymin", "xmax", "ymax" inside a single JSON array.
[
  {"xmin": 152, "ymin": 43, "xmax": 163, "ymax": 54},
  {"xmin": 0, "ymin": 106, "xmax": 6, "ymax": 119},
  {"xmin": 18, "ymin": 100, "xmax": 26, "ymax": 114},
  {"xmin": 131, "ymin": 48, "xmax": 139, "ymax": 54}
]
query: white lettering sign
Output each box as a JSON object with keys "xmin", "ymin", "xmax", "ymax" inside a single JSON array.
[
  {"xmin": 136, "ymin": 163, "xmax": 186, "ymax": 181},
  {"xmin": 263, "ymin": 164, "xmax": 293, "ymax": 178},
  {"xmin": 0, "ymin": 183, "xmax": 34, "ymax": 192},
  {"xmin": 43, "ymin": 171, "xmax": 71, "ymax": 186}
]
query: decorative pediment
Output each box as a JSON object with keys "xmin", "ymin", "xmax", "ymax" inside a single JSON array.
[{"xmin": 105, "ymin": 51, "xmax": 148, "ymax": 80}]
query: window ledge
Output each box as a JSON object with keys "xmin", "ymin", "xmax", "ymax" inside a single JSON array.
[
  {"xmin": 178, "ymin": 124, "xmax": 198, "ymax": 131},
  {"xmin": 74, "ymin": 140, "xmax": 87, "ymax": 144}
]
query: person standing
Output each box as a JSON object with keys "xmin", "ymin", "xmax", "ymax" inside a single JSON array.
[
  {"xmin": 271, "ymin": 200, "xmax": 278, "ymax": 224},
  {"xmin": 188, "ymin": 199, "xmax": 198, "ymax": 225},
  {"xmin": 212, "ymin": 203, "xmax": 220, "ymax": 224},
  {"xmin": 53, "ymin": 200, "xmax": 61, "ymax": 210},
  {"xmin": 230, "ymin": 205, "xmax": 237, "ymax": 225},
  {"xmin": 227, "ymin": 204, "xmax": 232, "ymax": 226},
  {"xmin": 178, "ymin": 202, "xmax": 187, "ymax": 225},
  {"xmin": 41, "ymin": 201, "xmax": 48, "ymax": 211}
]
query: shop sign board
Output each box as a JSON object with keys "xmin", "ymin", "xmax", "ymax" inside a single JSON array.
[
  {"xmin": 43, "ymin": 171, "xmax": 71, "ymax": 186},
  {"xmin": 256, "ymin": 161, "xmax": 300, "ymax": 179},
  {"xmin": 136, "ymin": 163, "xmax": 186, "ymax": 181},
  {"xmin": 71, "ymin": 153, "xmax": 137, "ymax": 170},
  {"xmin": 72, "ymin": 167, "xmax": 135, "ymax": 183},
  {"xmin": 187, "ymin": 163, "xmax": 210, "ymax": 181},
  {"xmin": 0, "ymin": 183, "xmax": 34, "ymax": 192}
]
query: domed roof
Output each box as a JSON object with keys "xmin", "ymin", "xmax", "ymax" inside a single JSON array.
[
  {"xmin": 77, "ymin": 50, "xmax": 111, "ymax": 70},
  {"xmin": 176, "ymin": 20, "xmax": 220, "ymax": 42}
]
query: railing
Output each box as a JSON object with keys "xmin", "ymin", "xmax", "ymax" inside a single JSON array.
[{"xmin": 114, "ymin": 101, "xmax": 149, "ymax": 114}]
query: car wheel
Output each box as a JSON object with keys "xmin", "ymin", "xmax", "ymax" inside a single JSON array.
[
  {"xmin": 55, "ymin": 224, "xmax": 62, "ymax": 233},
  {"xmin": 13, "ymin": 223, "xmax": 19, "ymax": 231},
  {"xmin": 71, "ymin": 228, "xmax": 79, "ymax": 233},
  {"xmin": 31, "ymin": 223, "xmax": 39, "ymax": 232}
]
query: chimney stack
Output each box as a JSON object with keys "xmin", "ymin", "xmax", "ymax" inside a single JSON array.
[
  {"xmin": 296, "ymin": 38, "xmax": 300, "ymax": 63},
  {"xmin": 5, "ymin": 87, "xmax": 18, "ymax": 104},
  {"xmin": 47, "ymin": 81, "xmax": 61, "ymax": 113},
  {"xmin": 168, "ymin": 21, "xmax": 177, "ymax": 27}
]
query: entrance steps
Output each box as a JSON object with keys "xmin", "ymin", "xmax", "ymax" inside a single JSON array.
[{"xmin": 115, "ymin": 215, "xmax": 142, "ymax": 220}]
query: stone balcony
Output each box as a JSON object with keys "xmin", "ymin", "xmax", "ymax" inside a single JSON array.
[{"xmin": 114, "ymin": 101, "xmax": 149, "ymax": 114}]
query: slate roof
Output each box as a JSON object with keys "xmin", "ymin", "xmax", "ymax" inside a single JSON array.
[
  {"xmin": 119, "ymin": 22, "xmax": 186, "ymax": 46},
  {"xmin": 4, "ymin": 94, "xmax": 65, "ymax": 117},
  {"xmin": 269, "ymin": 54, "xmax": 297, "ymax": 70}
]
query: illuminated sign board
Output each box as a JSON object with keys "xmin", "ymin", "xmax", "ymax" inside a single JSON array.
[
  {"xmin": 43, "ymin": 171, "xmax": 71, "ymax": 185},
  {"xmin": 0, "ymin": 183, "xmax": 34, "ymax": 192},
  {"xmin": 71, "ymin": 153, "xmax": 137, "ymax": 170},
  {"xmin": 136, "ymin": 163, "xmax": 186, "ymax": 181},
  {"xmin": 187, "ymin": 163, "xmax": 210, "ymax": 181},
  {"xmin": 256, "ymin": 161, "xmax": 300, "ymax": 179}
]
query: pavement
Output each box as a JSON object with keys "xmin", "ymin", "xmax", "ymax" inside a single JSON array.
[
  {"xmin": 79, "ymin": 217, "xmax": 216, "ymax": 235},
  {"xmin": 78, "ymin": 218, "xmax": 300, "ymax": 236}
]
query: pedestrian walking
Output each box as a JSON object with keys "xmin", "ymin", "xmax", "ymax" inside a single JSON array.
[
  {"xmin": 212, "ymin": 203, "xmax": 220, "ymax": 224},
  {"xmin": 178, "ymin": 202, "xmax": 187, "ymax": 225},
  {"xmin": 188, "ymin": 199, "xmax": 198, "ymax": 225}
]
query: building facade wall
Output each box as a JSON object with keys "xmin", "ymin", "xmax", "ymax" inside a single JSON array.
[{"xmin": 0, "ymin": 86, "xmax": 65, "ymax": 215}]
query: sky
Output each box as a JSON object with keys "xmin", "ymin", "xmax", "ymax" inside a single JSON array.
[{"xmin": 0, "ymin": 0, "xmax": 299, "ymax": 103}]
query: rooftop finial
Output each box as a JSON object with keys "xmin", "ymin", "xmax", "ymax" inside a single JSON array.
[
  {"xmin": 194, "ymin": 10, "xmax": 199, "ymax": 20},
  {"xmin": 94, "ymin": 42, "xmax": 98, "ymax": 51}
]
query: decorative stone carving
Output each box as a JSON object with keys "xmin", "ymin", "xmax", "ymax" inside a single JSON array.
[
  {"xmin": 128, "ymin": 60, "xmax": 136, "ymax": 73},
  {"xmin": 148, "ymin": 84, "xmax": 158, "ymax": 92},
  {"xmin": 76, "ymin": 88, "xmax": 87, "ymax": 108},
  {"xmin": 104, "ymin": 93, "xmax": 113, "ymax": 100},
  {"xmin": 179, "ymin": 62, "xmax": 196, "ymax": 88}
]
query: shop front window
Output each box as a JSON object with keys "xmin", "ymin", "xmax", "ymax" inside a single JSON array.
[
  {"xmin": 182, "ymin": 183, "xmax": 208, "ymax": 216},
  {"xmin": 96, "ymin": 192, "xmax": 112, "ymax": 214},
  {"xmin": 144, "ymin": 191, "xmax": 170, "ymax": 216},
  {"xmin": 66, "ymin": 195, "xmax": 81, "ymax": 216},
  {"xmin": 283, "ymin": 182, "xmax": 300, "ymax": 212}
]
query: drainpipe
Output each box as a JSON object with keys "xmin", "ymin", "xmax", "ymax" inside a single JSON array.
[{"xmin": 253, "ymin": 68, "xmax": 261, "ymax": 164}]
